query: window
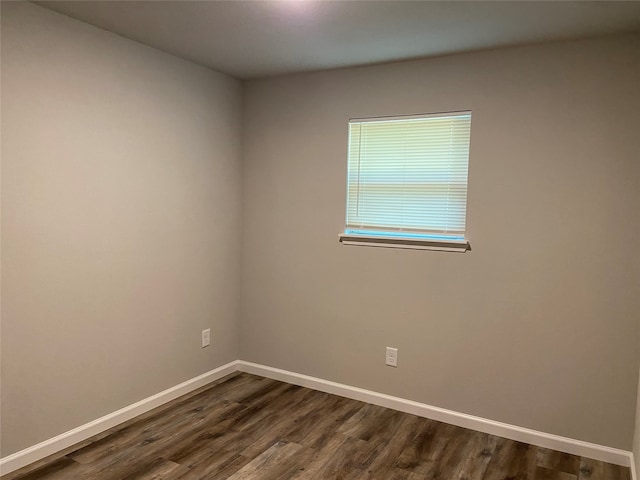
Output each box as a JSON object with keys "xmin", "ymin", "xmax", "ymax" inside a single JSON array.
[{"xmin": 339, "ymin": 111, "xmax": 472, "ymax": 252}]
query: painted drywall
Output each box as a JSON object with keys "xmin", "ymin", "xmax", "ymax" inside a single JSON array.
[
  {"xmin": 241, "ymin": 34, "xmax": 640, "ymax": 449},
  {"xmin": 1, "ymin": 2, "xmax": 243, "ymax": 456}
]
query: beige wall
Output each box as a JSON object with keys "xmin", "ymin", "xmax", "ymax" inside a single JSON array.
[
  {"xmin": 241, "ymin": 34, "xmax": 640, "ymax": 449},
  {"xmin": 1, "ymin": 2, "xmax": 243, "ymax": 456}
]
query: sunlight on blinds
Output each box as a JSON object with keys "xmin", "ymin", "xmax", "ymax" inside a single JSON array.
[{"xmin": 346, "ymin": 111, "xmax": 471, "ymax": 240}]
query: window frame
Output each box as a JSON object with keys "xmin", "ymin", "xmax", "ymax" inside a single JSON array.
[{"xmin": 339, "ymin": 111, "xmax": 472, "ymax": 253}]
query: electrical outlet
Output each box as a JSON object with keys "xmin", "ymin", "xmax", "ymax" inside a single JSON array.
[
  {"xmin": 201, "ymin": 329, "xmax": 211, "ymax": 348},
  {"xmin": 385, "ymin": 347, "xmax": 398, "ymax": 367}
]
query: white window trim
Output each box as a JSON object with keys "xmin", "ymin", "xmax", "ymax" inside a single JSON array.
[
  {"xmin": 338, "ymin": 232, "xmax": 470, "ymax": 253},
  {"xmin": 340, "ymin": 110, "xmax": 472, "ymax": 253}
]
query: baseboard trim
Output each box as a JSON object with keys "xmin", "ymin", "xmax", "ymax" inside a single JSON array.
[
  {"xmin": 237, "ymin": 361, "xmax": 632, "ymax": 468},
  {"xmin": 1, "ymin": 359, "xmax": 633, "ymax": 475},
  {"xmin": 0, "ymin": 360, "xmax": 239, "ymax": 476}
]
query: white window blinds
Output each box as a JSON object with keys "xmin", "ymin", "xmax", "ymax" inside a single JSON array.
[{"xmin": 345, "ymin": 111, "xmax": 472, "ymax": 241}]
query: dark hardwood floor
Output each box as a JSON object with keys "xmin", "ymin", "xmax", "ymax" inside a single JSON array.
[{"xmin": 2, "ymin": 373, "xmax": 631, "ymax": 480}]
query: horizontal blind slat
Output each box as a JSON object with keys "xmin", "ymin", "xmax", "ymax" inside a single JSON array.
[{"xmin": 346, "ymin": 112, "xmax": 471, "ymax": 238}]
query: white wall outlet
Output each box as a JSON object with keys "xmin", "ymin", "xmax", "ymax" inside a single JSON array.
[
  {"xmin": 201, "ymin": 329, "xmax": 211, "ymax": 348},
  {"xmin": 385, "ymin": 347, "xmax": 398, "ymax": 367}
]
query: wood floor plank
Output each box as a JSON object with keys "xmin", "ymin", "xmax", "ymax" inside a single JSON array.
[
  {"xmin": 395, "ymin": 416, "xmax": 445, "ymax": 471},
  {"xmin": 481, "ymin": 438, "xmax": 537, "ymax": 480},
  {"xmin": 398, "ymin": 422, "xmax": 470, "ymax": 477},
  {"xmin": 337, "ymin": 402, "xmax": 401, "ymax": 442},
  {"xmin": 73, "ymin": 401, "xmax": 248, "ymax": 477},
  {"xmin": 173, "ymin": 449, "xmax": 250, "ymax": 480},
  {"xmin": 68, "ymin": 380, "xmax": 250, "ymax": 465},
  {"xmin": 420, "ymin": 426, "xmax": 488, "ymax": 480},
  {"xmin": 236, "ymin": 390, "xmax": 338, "ymax": 459},
  {"xmin": 188, "ymin": 386, "xmax": 322, "ymax": 462},
  {"xmin": 120, "ymin": 458, "xmax": 189, "ymax": 480},
  {"xmin": 535, "ymin": 466, "xmax": 577, "ymax": 480},
  {"xmin": 538, "ymin": 448, "xmax": 581, "ymax": 476},
  {"xmin": 225, "ymin": 441, "xmax": 307, "ymax": 480},
  {"xmin": 1, "ymin": 457, "xmax": 90, "ymax": 480},
  {"xmin": 578, "ymin": 458, "xmax": 631, "ymax": 480},
  {"xmin": 281, "ymin": 393, "xmax": 365, "ymax": 449},
  {"xmin": 362, "ymin": 412, "xmax": 431, "ymax": 474},
  {"xmin": 222, "ymin": 382, "xmax": 313, "ymax": 438},
  {"xmin": 287, "ymin": 433, "xmax": 351, "ymax": 480},
  {"xmin": 452, "ymin": 430, "xmax": 500, "ymax": 480},
  {"xmin": 2, "ymin": 373, "xmax": 631, "ymax": 480},
  {"xmin": 306, "ymin": 435, "xmax": 382, "ymax": 480}
]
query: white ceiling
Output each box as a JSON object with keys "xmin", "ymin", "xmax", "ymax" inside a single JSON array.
[{"xmin": 36, "ymin": 1, "xmax": 640, "ymax": 79}]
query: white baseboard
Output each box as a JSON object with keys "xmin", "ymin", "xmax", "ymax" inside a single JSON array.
[
  {"xmin": 0, "ymin": 360, "xmax": 239, "ymax": 476},
  {"xmin": 237, "ymin": 361, "xmax": 632, "ymax": 468},
  {"xmin": 631, "ymin": 453, "xmax": 638, "ymax": 480},
  {"xmin": 1, "ymin": 359, "xmax": 633, "ymax": 476}
]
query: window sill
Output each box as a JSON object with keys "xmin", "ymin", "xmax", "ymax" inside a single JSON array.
[{"xmin": 338, "ymin": 233, "xmax": 470, "ymax": 252}]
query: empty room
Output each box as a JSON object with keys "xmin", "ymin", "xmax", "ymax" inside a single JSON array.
[{"xmin": 1, "ymin": 1, "xmax": 639, "ymax": 479}]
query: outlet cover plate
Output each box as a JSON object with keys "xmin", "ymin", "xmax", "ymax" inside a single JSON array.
[
  {"xmin": 202, "ymin": 329, "xmax": 211, "ymax": 348},
  {"xmin": 386, "ymin": 347, "xmax": 398, "ymax": 367}
]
